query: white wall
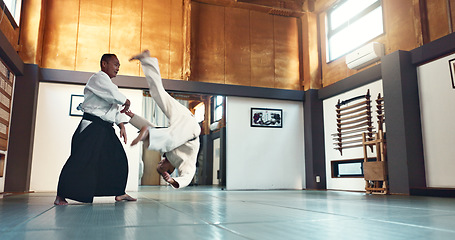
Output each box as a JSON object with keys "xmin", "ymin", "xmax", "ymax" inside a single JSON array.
[
  {"xmin": 226, "ymin": 96, "xmax": 304, "ymax": 190},
  {"xmin": 212, "ymin": 138, "xmax": 220, "ymax": 185},
  {"xmin": 31, "ymin": 82, "xmax": 143, "ymax": 192},
  {"xmin": 417, "ymin": 53, "xmax": 455, "ymax": 188},
  {"xmin": 0, "ymin": 150, "xmax": 5, "ymax": 192},
  {"xmin": 323, "ymin": 80, "xmax": 383, "ymax": 191}
]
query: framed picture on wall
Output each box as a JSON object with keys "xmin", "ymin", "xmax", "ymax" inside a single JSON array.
[
  {"xmin": 449, "ymin": 58, "xmax": 455, "ymax": 88},
  {"xmin": 69, "ymin": 94, "xmax": 84, "ymax": 116},
  {"xmin": 251, "ymin": 108, "xmax": 282, "ymax": 128}
]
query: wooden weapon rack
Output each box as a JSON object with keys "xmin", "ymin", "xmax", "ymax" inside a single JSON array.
[
  {"xmin": 362, "ymin": 93, "xmax": 388, "ymax": 194},
  {"xmin": 333, "ymin": 90, "xmax": 374, "ymax": 155}
]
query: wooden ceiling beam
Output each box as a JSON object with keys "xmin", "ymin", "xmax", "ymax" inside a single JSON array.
[{"xmin": 192, "ymin": 0, "xmax": 307, "ymax": 17}]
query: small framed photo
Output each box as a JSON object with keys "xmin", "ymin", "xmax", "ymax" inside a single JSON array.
[
  {"xmin": 251, "ymin": 108, "xmax": 282, "ymax": 128},
  {"xmin": 449, "ymin": 58, "xmax": 455, "ymax": 88},
  {"xmin": 69, "ymin": 94, "xmax": 84, "ymax": 116}
]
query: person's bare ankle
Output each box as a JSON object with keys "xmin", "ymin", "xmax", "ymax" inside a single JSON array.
[
  {"xmin": 54, "ymin": 196, "xmax": 68, "ymax": 205},
  {"xmin": 115, "ymin": 194, "xmax": 137, "ymax": 202},
  {"xmin": 129, "ymin": 50, "xmax": 150, "ymax": 61}
]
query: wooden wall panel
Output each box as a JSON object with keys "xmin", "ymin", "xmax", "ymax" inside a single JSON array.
[
  {"xmin": 301, "ymin": 13, "xmax": 321, "ymax": 90},
  {"xmin": 426, "ymin": 0, "xmax": 450, "ymax": 42},
  {"xmin": 273, "ymin": 16, "xmax": 300, "ymax": 90},
  {"xmin": 169, "ymin": 0, "xmax": 185, "ymax": 80},
  {"xmin": 0, "ymin": 7, "xmax": 19, "ymax": 50},
  {"xmin": 225, "ymin": 7, "xmax": 251, "ymax": 86},
  {"xmin": 20, "ymin": 0, "xmax": 455, "ymax": 91},
  {"xmin": 110, "ymin": 0, "xmax": 142, "ymax": 76},
  {"xmin": 191, "ymin": 3, "xmax": 225, "ymax": 84},
  {"xmin": 383, "ymin": 0, "xmax": 420, "ymax": 53},
  {"xmin": 41, "ymin": 0, "xmax": 80, "ymax": 70},
  {"xmin": 75, "ymin": 0, "xmax": 111, "ymax": 72},
  {"xmin": 451, "ymin": 0, "xmax": 455, "ymax": 32},
  {"xmin": 314, "ymin": 0, "xmax": 337, "ymax": 13},
  {"xmin": 250, "ymin": 11, "xmax": 274, "ymax": 88},
  {"xmin": 190, "ymin": 2, "xmax": 200, "ymax": 81},
  {"xmin": 29, "ymin": 0, "xmax": 185, "ymax": 79},
  {"xmin": 19, "ymin": 0, "xmax": 44, "ymax": 64},
  {"xmin": 142, "ymin": 0, "xmax": 171, "ymax": 79}
]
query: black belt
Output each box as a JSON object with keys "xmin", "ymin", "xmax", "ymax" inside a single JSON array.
[{"xmin": 82, "ymin": 113, "xmax": 113, "ymax": 127}]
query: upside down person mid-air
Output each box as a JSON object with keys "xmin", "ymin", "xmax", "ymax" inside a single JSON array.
[{"xmin": 128, "ymin": 50, "xmax": 201, "ymax": 189}]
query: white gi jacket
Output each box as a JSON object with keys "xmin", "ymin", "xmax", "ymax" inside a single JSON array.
[
  {"xmin": 130, "ymin": 57, "xmax": 201, "ymax": 189},
  {"xmin": 81, "ymin": 71, "xmax": 129, "ymax": 124}
]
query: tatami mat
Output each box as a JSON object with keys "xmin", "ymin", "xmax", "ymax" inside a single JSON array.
[{"xmin": 1, "ymin": 186, "xmax": 454, "ymax": 239}]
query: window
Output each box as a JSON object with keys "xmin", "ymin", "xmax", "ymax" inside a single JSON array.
[
  {"xmin": 326, "ymin": 0, "xmax": 384, "ymax": 61},
  {"xmin": 213, "ymin": 95, "xmax": 223, "ymax": 122},
  {"xmin": 332, "ymin": 160, "xmax": 363, "ymax": 178},
  {"xmin": 2, "ymin": 0, "xmax": 22, "ymax": 26},
  {"xmin": 331, "ymin": 158, "xmax": 377, "ymax": 178},
  {"xmin": 193, "ymin": 102, "xmax": 205, "ymax": 124}
]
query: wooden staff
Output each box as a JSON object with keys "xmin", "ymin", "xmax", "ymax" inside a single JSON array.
[
  {"xmin": 333, "ymin": 132, "xmax": 364, "ymax": 140},
  {"xmin": 334, "ymin": 143, "xmax": 364, "ymax": 150},
  {"xmin": 331, "ymin": 126, "xmax": 374, "ymax": 136},
  {"xmin": 333, "ymin": 133, "xmax": 374, "ymax": 141},
  {"xmin": 337, "ymin": 121, "xmax": 372, "ymax": 131},
  {"xmin": 333, "ymin": 138, "xmax": 364, "ymax": 145},
  {"xmin": 337, "ymin": 116, "xmax": 371, "ymax": 126},
  {"xmin": 337, "ymin": 105, "xmax": 369, "ymax": 117},
  {"xmin": 337, "ymin": 110, "xmax": 371, "ymax": 121}
]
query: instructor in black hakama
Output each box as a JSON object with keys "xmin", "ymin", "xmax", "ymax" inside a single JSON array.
[
  {"xmin": 56, "ymin": 113, "xmax": 128, "ymax": 203},
  {"xmin": 54, "ymin": 54, "xmax": 136, "ymax": 205}
]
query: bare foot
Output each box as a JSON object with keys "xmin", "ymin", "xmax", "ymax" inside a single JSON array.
[
  {"xmin": 54, "ymin": 196, "xmax": 68, "ymax": 205},
  {"xmin": 129, "ymin": 50, "xmax": 150, "ymax": 61},
  {"xmin": 131, "ymin": 126, "xmax": 149, "ymax": 146},
  {"xmin": 115, "ymin": 194, "xmax": 137, "ymax": 202}
]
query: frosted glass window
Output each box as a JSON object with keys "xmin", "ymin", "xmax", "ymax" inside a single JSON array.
[
  {"xmin": 329, "ymin": 0, "xmax": 378, "ymax": 30},
  {"xmin": 327, "ymin": 0, "xmax": 383, "ymax": 61},
  {"xmin": 331, "ymin": 159, "xmax": 368, "ymax": 178},
  {"xmin": 338, "ymin": 162, "xmax": 362, "ymax": 176},
  {"xmin": 194, "ymin": 103, "xmax": 205, "ymax": 123},
  {"xmin": 214, "ymin": 95, "xmax": 224, "ymax": 122},
  {"xmin": 3, "ymin": 0, "xmax": 22, "ymax": 25}
]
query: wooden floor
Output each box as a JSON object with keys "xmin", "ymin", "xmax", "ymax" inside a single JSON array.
[{"xmin": 1, "ymin": 186, "xmax": 455, "ymax": 239}]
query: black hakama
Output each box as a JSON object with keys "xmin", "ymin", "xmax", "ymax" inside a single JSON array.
[{"xmin": 56, "ymin": 113, "xmax": 128, "ymax": 203}]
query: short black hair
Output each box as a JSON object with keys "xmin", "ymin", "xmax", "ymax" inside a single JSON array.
[{"xmin": 100, "ymin": 54, "xmax": 117, "ymax": 68}]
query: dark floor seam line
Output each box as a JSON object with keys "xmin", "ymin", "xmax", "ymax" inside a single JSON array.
[
  {"xmin": 331, "ymin": 198, "xmax": 455, "ymax": 213},
  {"xmin": 140, "ymin": 194, "xmax": 455, "ymax": 230},
  {"xmin": 373, "ymin": 219, "xmax": 455, "ymax": 233},
  {"xmin": 248, "ymin": 200, "xmax": 455, "ymax": 232},
  {"xmin": 236, "ymin": 200, "xmax": 353, "ymax": 218},
  {"xmin": 7, "ymin": 206, "xmax": 56, "ymax": 233},
  {"xmin": 252, "ymin": 199, "xmax": 455, "ymax": 215},
  {"xmin": 150, "ymin": 199, "xmax": 254, "ymax": 240},
  {"xmin": 210, "ymin": 224, "xmax": 255, "ymax": 240},
  {"xmin": 136, "ymin": 193, "xmax": 455, "ymax": 234}
]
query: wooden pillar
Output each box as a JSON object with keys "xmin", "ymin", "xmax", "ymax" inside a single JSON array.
[
  {"xmin": 183, "ymin": 0, "xmax": 192, "ymax": 80},
  {"xmin": 301, "ymin": 12, "xmax": 321, "ymax": 90}
]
